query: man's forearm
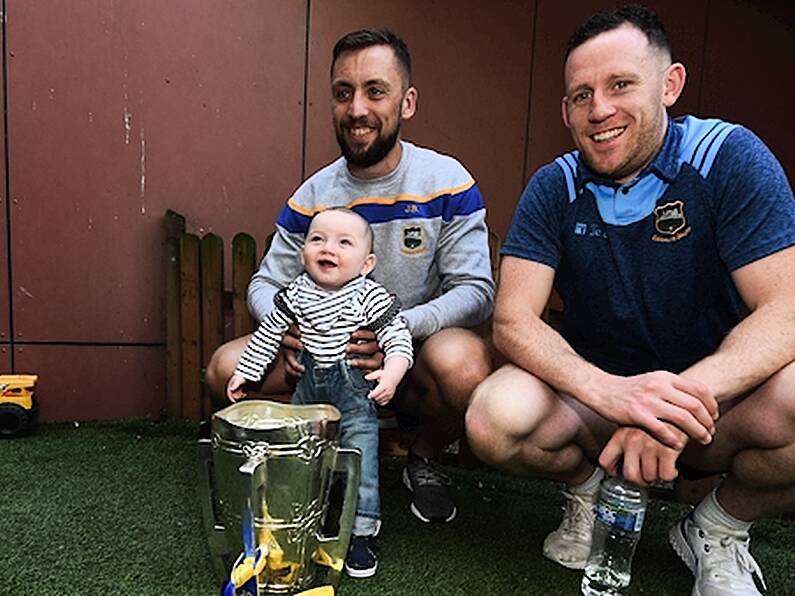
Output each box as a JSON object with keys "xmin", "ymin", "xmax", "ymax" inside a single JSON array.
[
  {"xmin": 682, "ymin": 300, "xmax": 795, "ymax": 401},
  {"xmin": 402, "ymin": 282, "xmax": 494, "ymax": 339},
  {"xmin": 247, "ymin": 227, "xmax": 304, "ymax": 321},
  {"xmin": 494, "ymin": 312, "xmax": 609, "ymax": 409}
]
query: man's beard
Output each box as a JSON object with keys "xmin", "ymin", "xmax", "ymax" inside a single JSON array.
[{"xmin": 336, "ymin": 119, "xmax": 401, "ymax": 169}]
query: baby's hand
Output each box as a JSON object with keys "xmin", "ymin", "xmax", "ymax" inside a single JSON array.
[
  {"xmin": 365, "ymin": 370, "xmax": 396, "ymax": 406},
  {"xmin": 226, "ymin": 374, "xmax": 248, "ymax": 402}
]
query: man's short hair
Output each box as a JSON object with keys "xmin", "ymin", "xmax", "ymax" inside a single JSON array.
[
  {"xmin": 565, "ymin": 4, "xmax": 672, "ymax": 61},
  {"xmin": 331, "ymin": 27, "xmax": 412, "ymax": 87}
]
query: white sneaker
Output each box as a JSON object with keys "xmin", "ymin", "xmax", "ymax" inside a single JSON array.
[
  {"xmin": 542, "ymin": 488, "xmax": 598, "ymax": 570},
  {"xmin": 669, "ymin": 512, "xmax": 767, "ymax": 595}
]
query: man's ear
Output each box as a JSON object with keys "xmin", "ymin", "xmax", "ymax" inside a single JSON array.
[
  {"xmin": 361, "ymin": 253, "xmax": 377, "ymax": 276},
  {"xmin": 561, "ymin": 96, "xmax": 572, "ymax": 129},
  {"xmin": 401, "ymin": 86, "xmax": 417, "ymax": 120},
  {"xmin": 662, "ymin": 62, "xmax": 686, "ymax": 108}
]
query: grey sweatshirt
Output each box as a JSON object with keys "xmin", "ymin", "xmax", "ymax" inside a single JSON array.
[{"xmin": 248, "ymin": 141, "xmax": 495, "ymax": 340}]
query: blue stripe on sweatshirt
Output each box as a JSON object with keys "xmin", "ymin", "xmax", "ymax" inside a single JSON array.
[{"xmin": 276, "ymin": 184, "xmax": 485, "ymax": 234}]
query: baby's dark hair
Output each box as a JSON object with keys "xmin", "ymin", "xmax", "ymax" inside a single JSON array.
[{"xmin": 309, "ymin": 207, "xmax": 374, "ymax": 252}]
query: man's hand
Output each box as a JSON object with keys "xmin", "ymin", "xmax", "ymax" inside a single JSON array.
[
  {"xmin": 599, "ymin": 425, "xmax": 685, "ymax": 486},
  {"xmin": 281, "ymin": 324, "xmax": 304, "ymax": 376},
  {"xmin": 346, "ymin": 329, "xmax": 385, "ymax": 372},
  {"xmin": 227, "ymin": 374, "xmax": 248, "ymax": 402},
  {"xmin": 593, "ymin": 371, "xmax": 717, "ymax": 449}
]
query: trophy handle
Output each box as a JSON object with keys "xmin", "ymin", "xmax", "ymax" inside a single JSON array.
[
  {"xmin": 239, "ymin": 456, "xmax": 267, "ymax": 508},
  {"xmin": 315, "ymin": 447, "xmax": 360, "ymax": 574}
]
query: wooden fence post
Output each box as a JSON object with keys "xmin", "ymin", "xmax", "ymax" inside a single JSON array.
[
  {"xmin": 200, "ymin": 233, "xmax": 224, "ymax": 419},
  {"xmin": 180, "ymin": 233, "xmax": 202, "ymax": 421},
  {"xmin": 232, "ymin": 232, "xmax": 257, "ymax": 338},
  {"xmin": 165, "ymin": 210, "xmax": 186, "ymax": 418}
]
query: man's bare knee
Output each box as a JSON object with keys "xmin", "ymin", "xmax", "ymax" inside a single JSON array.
[
  {"xmin": 206, "ymin": 336, "xmax": 249, "ymax": 400},
  {"xmin": 418, "ymin": 328, "xmax": 491, "ymax": 408},
  {"xmin": 702, "ymin": 361, "xmax": 795, "ymax": 486},
  {"xmin": 466, "ymin": 375, "xmax": 505, "ymax": 465},
  {"xmin": 466, "ymin": 365, "xmax": 544, "ymax": 466}
]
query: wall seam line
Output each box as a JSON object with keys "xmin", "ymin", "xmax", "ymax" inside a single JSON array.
[
  {"xmin": 522, "ymin": 0, "xmax": 540, "ymax": 188},
  {"xmin": 10, "ymin": 341, "xmax": 166, "ymax": 348},
  {"xmin": 696, "ymin": 0, "xmax": 711, "ymax": 114},
  {"xmin": 300, "ymin": 0, "xmax": 312, "ymax": 182},
  {"xmin": 2, "ymin": 0, "xmax": 14, "ymax": 369}
]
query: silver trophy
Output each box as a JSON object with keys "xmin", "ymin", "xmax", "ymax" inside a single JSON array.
[{"xmin": 199, "ymin": 400, "xmax": 360, "ymax": 595}]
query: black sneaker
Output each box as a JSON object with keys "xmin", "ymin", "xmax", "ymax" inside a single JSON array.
[
  {"xmin": 402, "ymin": 451, "xmax": 457, "ymax": 523},
  {"xmin": 344, "ymin": 535, "xmax": 378, "ymax": 578}
]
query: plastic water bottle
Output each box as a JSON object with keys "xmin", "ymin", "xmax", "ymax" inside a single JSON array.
[{"xmin": 580, "ymin": 473, "xmax": 648, "ymax": 595}]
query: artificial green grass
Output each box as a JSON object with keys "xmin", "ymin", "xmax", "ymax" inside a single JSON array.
[{"xmin": 1, "ymin": 420, "xmax": 793, "ymax": 595}]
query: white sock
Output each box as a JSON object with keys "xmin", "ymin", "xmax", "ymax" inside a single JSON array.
[
  {"xmin": 694, "ymin": 488, "xmax": 752, "ymax": 534},
  {"xmin": 570, "ymin": 467, "xmax": 604, "ymax": 496}
]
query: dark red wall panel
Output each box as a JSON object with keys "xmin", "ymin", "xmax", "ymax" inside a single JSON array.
[
  {"xmin": 0, "ymin": 346, "xmax": 10, "ymax": 374},
  {"xmin": 0, "ymin": 17, "xmax": 8, "ymax": 349},
  {"xmin": 6, "ymin": 1, "xmax": 305, "ymax": 343},
  {"xmin": 305, "ymin": 0, "xmax": 536, "ymax": 238},
  {"xmin": 14, "ymin": 344, "xmax": 164, "ymax": 422},
  {"xmin": 700, "ymin": 0, "xmax": 794, "ymax": 178}
]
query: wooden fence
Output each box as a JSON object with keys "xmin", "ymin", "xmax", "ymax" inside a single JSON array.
[{"xmin": 165, "ymin": 209, "xmax": 261, "ymax": 421}]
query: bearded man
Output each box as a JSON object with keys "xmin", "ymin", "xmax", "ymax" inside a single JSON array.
[{"xmin": 206, "ymin": 28, "xmax": 495, "ymax": 575}]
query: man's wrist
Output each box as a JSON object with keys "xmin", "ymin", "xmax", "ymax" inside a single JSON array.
[{"xmin": 577, "ymin": 366, "xmax": 614, "ymax": 412}]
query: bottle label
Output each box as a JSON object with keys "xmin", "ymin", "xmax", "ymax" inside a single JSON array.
[{"xmin": 595, "ymin": 501, "xmax": 645, "ymax": 532}]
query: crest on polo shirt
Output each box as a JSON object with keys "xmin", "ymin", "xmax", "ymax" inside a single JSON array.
[
  {"xmin": 652, "ymin": 200, "xmax": 691, "ymax": 243},
  {"xmin": 401, "ymin": 225, "xmax": 425, "ymax": 254}
]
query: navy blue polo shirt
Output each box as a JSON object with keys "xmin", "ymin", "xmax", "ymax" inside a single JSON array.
[{"xmin": 504, "ymin": 116, "xmax": 795, "ymax": 375}]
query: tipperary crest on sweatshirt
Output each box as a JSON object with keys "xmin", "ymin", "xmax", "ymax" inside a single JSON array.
[{"xmin": 401, "ymin": 225, "xmax": 426, "ymax": 255}]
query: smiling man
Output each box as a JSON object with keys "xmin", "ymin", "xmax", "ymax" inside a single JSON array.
[
  {"xmin": 331, "ymin": 42, "xmax": 411, "ymax": 177},
  {"xmin": 206, "ymin": 27, "xmax": 495, "ymax": 574},
  {"xmin": 466, "ymin": 5, "xmax": 795, "ymax": 595}
]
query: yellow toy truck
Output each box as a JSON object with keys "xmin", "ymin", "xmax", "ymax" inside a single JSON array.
[{"xmin": 0, "ymin": 374, "xmax": 38, "ymax": 437}]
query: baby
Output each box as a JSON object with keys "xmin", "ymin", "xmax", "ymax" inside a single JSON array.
[{"xmin": 227, "ymin": 206, "xmax": 413, "ymax": 578}]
